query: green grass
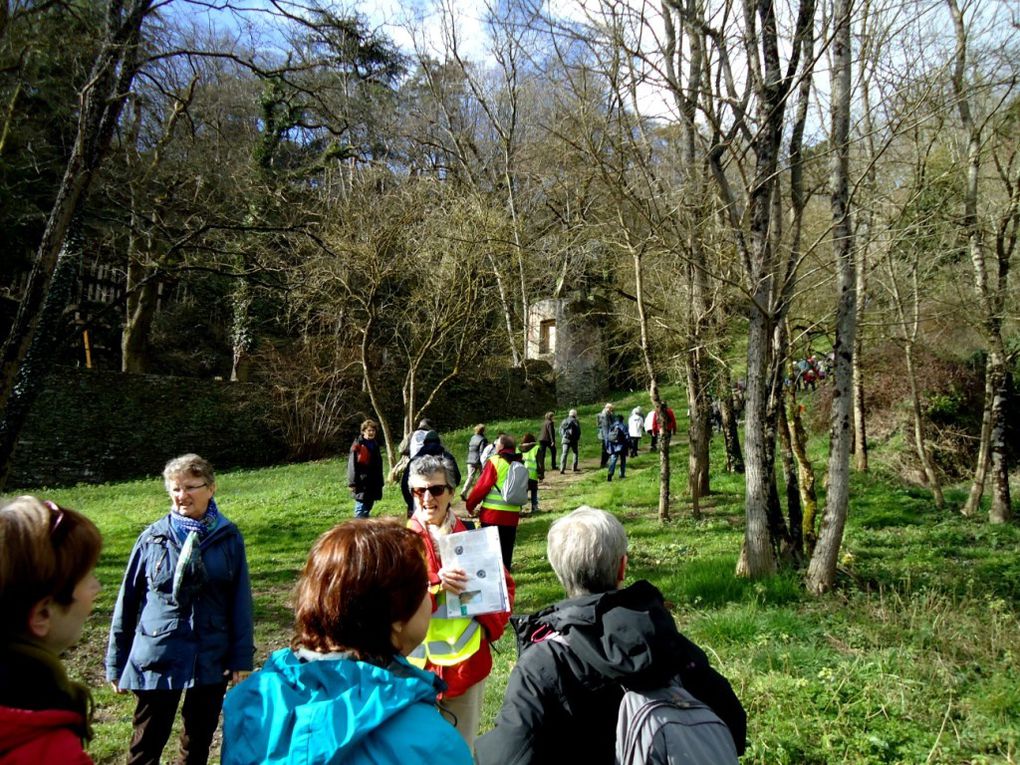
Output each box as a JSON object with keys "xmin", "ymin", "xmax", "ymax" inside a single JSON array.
[{"xmin": 30, "ymin": 391, "xmax": 1020, "ymax": 763}]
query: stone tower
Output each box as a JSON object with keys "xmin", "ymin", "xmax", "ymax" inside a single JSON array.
[{"xmin": 526, "ymin": 296, "xmax": 607, "ymax": 405}]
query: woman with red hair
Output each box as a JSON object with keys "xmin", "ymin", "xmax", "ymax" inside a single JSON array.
[{"xmin": 221, "ymin": 519, "xmax": 472, "ymax": 765}]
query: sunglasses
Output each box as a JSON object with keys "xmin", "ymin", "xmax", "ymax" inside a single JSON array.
[
  {"xmin": 411, "ymin": 484, "xmax": 450, "ymax": 499},
  {"xmin": 42, "ymin": 499, "xmax": 67, "ymax": 540}
]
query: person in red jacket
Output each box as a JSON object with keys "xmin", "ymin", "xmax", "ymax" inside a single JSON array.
[
  {"xmin": 407, "ymin": 454, "xmax": 514, "ymax": 749},
  {"xmin": 0, "ymin": 496, "xmax": 103, "ymax": 765},
  {"xmin": 650, "ymin": 402, "xmax": 678, "ymax": 444},
  {"xmin": 465, "ymin": 433, "xmax": 525, "ymax": 568}
]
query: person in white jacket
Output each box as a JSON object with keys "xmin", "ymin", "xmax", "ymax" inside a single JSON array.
[
  {"xmin": 643, "ymin": 409, "xmax": 656, "ymax": 451},
  {"xmin": 628, "ymin": 407, "xmax": 644, "ymax": 458}
]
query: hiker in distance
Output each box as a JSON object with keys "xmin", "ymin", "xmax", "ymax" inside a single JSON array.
[
  {"xmin": 559, "ymin": 409, "xmax": 581, "ymax": 474},
  {"xmin": 465, "ymin": 434, "xmax": 529, "ymax": 569},
  {"xmin": 537, "ymin": 411, "xmax": 557, "ymax": 479},
  {"xmin": 475, "ymin": 507, "xmax": 746, "ymax": 764},
  {"xmin": 347, "ymin": 418, "xmax": 384, "ymax": 518},
  {"xmin": 596, "ymin": 403, "xmax": 615, "ymax": 468}
]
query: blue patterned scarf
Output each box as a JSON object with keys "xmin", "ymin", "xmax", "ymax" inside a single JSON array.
[
  {"xmin": 169, "ymin": 497, "xmax": 221, "ymax": 543},
  {"xmin": 169, "ymin": 498, "xmax": 219, "ymax": 604}
]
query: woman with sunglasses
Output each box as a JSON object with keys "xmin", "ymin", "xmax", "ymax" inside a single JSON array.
[
  {"xmin": 221, "ymin": 519, "xmax": 472, "ymax": 764},
  {"xmin": 106, "ymin": 454, "xmax": 254, "ymax": 765},
  {"xmin": 0, "ymin": 496, "xmax": 103, "ymax": 764},
  {"xmin": 406, "ymin": 454, "xmax": 514, "ymax": 749}
]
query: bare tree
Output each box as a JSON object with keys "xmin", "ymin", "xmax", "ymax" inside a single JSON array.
[
  {"xmin": 0, "ymin": 0, "xmax": 156, "ymax": 488},
  {"xmin": 947, "ymin": 0, "xmax": 1015, "ymax": 523},
  {"xmin": 806, "ymin": 0, "xmax": 857, "ymax": 594}
]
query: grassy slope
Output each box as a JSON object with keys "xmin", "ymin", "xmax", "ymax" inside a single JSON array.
[{"xmin": 40, "ymin": 389, "xmax": 1020, "ymax": 764}]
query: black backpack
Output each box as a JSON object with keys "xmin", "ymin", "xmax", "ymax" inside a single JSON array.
[{"xmin": 561, "ymin": 419, "xmax": 579, "ymax": 443}]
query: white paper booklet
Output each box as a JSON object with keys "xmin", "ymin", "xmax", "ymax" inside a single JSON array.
[{"xmin": 438, "ymin": 526, "xmax": 510, "ymax": 617}]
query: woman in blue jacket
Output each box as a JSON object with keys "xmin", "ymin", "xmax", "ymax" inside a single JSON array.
[
  {"xmin": 221, "ymin": 519, "xmax": 472, "ymax": 765},
  {"xmin": 106, "ymin": 454, "xmax": 254, "ymax": 765}
]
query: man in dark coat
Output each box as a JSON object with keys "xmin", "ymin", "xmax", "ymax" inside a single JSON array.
[
  {"xmin": 537, "ymin": 412, "xmax": 556, "ymax": 480},
  {"xmin": 347, "ymin": 418, "xmax": 384, "ymax": 518},
  {"xmin": 475, "ymin": 507, "xmax": 746, "ymax": 765}
]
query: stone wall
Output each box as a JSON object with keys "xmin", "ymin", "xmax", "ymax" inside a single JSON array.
[
  {"xmin": 9, "ymin": 368, "xmax": 286, "ymax": 488},
  {"xmin": 526, "ymin": 297, "xmax": 608, "ymax": 406},
  {"xmin": 8, "ymin": 363, "xmax": 557, "ymax": 488}
]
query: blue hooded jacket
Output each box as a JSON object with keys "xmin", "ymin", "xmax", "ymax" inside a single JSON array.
[{"xmin": 221, "ymin": 648, "xmax": 473, "ymax": 765}]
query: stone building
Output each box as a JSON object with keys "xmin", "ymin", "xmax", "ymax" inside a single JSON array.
[{"xmin": 526, "ymin": 296, "xmax": 608, "ymax": 405}]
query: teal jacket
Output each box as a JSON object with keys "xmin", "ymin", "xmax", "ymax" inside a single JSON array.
[{"xmin": 221, "ymin": 648, "xmax": 473, "ymax": 765}]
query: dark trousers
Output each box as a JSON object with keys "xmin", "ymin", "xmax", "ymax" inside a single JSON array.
[
  {"xmin": 599, "ymin": 439, "xmax": 609, "ymax": 467},
  {"xmin": 482, "ymin": 521, "xmax": 518, "ymax": 570},
  {"xmin": 629, "ymin": 436, "xmax": 640, "ymax": 458},
  {"xmin": 560, "ymin": 442, "xmax": 579, "ymax": 471},
  {"xmin": 537, "ymin": 441, "xmax": 556, "ymax": 478},
  {"xmin": 129, "ymin": 682, "xmax": 227, "ymax": 765}
]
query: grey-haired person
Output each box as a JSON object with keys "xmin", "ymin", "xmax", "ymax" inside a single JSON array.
[
  {"xmin": 559, "ymin": 409, "xmax": 581, "ymax": 474},
  {"xmin": 475, "ymin": 507, "xmax": 746, "ymax": 764},
  {"xmin": 106, "ymin": 454, "xmax": 254, "ymax": 765}
]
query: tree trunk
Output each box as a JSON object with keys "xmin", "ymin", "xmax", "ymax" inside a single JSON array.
[
  {"xmin": 765, "ymin": 323, "xmax": 793, "ymax": 563},
  {"xmin": 962, "ymin": 360, "xmax": 993, "ymax": 516},
  {"xmin": 807, "ymin": 0, "xmax": 856, "ymax": 595},
  {"xmin": 906, "ymin": 339, "xmax": 945, "ymax": 508},
  {"xmin": 488, "ymin": 253, "xmax": 521, "ymax": 367},
  {"xmin": 122, "ymin": 276, "xmax": 158, "ymax": 374},
  {"xmin": 230, "ymin": 277, "xmax": 253, "ymax": 383},
  {"xmin": 0, "ymin": 220, "xmax": 84, "ymax": 487},
  {"xmin": 632, "ymin": 246, "xmax": 670, "ymax": 522},
  {"xmin": 718, "ymin": 366, "xmax": 744, "ymax": 473},
  {"xmin": 948, "ymin": 0, "xmax": 1012, "ymax": 523},
  {"xmin": 986, "ymin": 349, "xmax": 1012, "ymax": 523},
  {"xmin": 851, "ymin": 251, "xmax": 868, "ymax": 471},
  {"xmin": 738, "ymin": 308, "xmax": 777, "ymax": 577},
  {"xmin": 685, "ymin": 354, "xmax": 707, "ymax": 519},
  {"xmin": 777, "ymin": 396, "xmax": 803, "ymax": 563},
  {"xmin": 787, "ymin": 388, "xmax": 818, "ymax": 554},
  {"xmin": 658, "ymin": 400, "xmax": 673, "ymax": 524},
  {"xmin": 360, "ymin": 310, "xmax": 397, "ymax": 471}
]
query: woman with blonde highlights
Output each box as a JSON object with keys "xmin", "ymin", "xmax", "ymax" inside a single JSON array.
[
  {"xmin": 221, "ymin": 519, "xmax": 472, "ymax": 765},
  {"xmin": 0, "ymin": 496, "xmax": 103, "ymax": 764}
]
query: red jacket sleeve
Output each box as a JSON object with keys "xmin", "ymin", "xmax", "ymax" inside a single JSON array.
[{"xmin": 466, "ymin": 459, "xmax": 497, "ymax": 513}]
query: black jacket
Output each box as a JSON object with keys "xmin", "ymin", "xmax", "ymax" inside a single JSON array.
[
  {"xmin": 347, "ymin": 436, "xmax": 384, "ymax": 502},
  {"xmin": 474, "ymin": 580, "xmax": 746, "ymax": 765}
]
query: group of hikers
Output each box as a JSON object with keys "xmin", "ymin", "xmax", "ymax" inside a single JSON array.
[
  {"xmin": 348, "ymin": 404, "xmax": 682, "ymax": 570},
  {"xmin": 1, "ymin": 411, "xmax": 747, "ymax": 764}
]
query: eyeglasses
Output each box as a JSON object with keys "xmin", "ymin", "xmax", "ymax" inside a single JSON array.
[
  {"xmin": 411, "ymin": 484, "xmax": 449, "ymax": 499},
  {"xmin": 169, "ymin": 483, "xmax": 208, "ymax": 494}
]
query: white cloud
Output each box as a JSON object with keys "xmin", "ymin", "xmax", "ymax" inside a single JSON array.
[{"xmin": 357, "ymin": 0, "xmax": 490, "ymax": 63}]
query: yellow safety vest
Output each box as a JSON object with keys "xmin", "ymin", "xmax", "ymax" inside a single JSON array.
[
  {"xmin": 481, "ymin": 456, "xmax": 521, "ymax": 513},
  {"xmin": 407, "ymin": 589, "xmax": 482, "ymax": 668},
  {"xmin": 522, "ymin": 448, "xmax": 538, "ymax": 481}
]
